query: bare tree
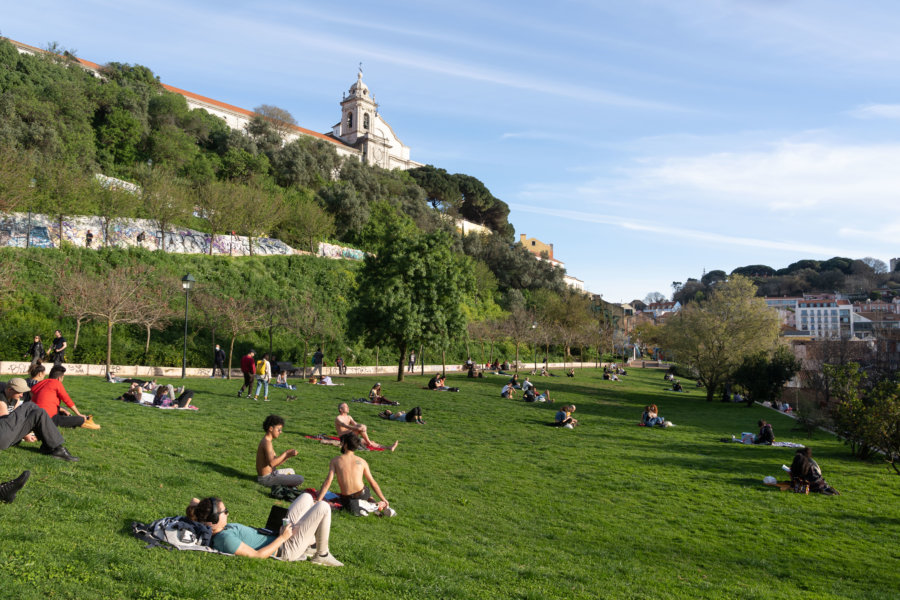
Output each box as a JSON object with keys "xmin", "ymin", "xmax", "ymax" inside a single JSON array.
[
  {"xmin": 55, "ymin": 267, "xmax": 95, "ymax": 350},
  {"xmin": 215, "ymin": 296, "xmax": 266, "ymax": 376},
  {"xmin": 503, "ymin": 304, "xmax": 536, "ymax": 374},
  {"xmin": 131, "ymin": 279, "xmax": 177, "ymax": 358},
  {"xmin": 84, "ymin": 264, "xmax": 157, "ymax": 375}
]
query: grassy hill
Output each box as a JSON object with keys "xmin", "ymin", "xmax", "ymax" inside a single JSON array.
[{"xmin": 1, "ymin": 367, "xmax": 896, "ymax": 599}]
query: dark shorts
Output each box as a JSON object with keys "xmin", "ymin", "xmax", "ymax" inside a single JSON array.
[{"xmin": 339, "ymin": 486, "xmax": 371, "ymax": 511}]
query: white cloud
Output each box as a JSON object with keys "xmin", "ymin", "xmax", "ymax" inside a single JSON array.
[{"xmin": 849, "ymin": 104, "xmax": 900, "ymax": 120}]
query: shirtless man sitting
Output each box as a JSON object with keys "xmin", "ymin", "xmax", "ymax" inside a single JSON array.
[
  {"xmin": 256, "ymin": 415, "xmax": 305, "ymax": 488},
  {"xmin": 316, "ymin": 432, "xmax": 395, "ymax": 516},
  {"xmin": 335, "ymin": 403, "xmax": 398, "ymax": 452}
]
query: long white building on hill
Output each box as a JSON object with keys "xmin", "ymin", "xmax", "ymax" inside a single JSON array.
[{"xmin": 7, "ymin": 38, "xmax": 422, "ymax": 171}]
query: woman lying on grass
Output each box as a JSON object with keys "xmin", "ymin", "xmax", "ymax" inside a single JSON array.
[
  {"xmin": 378, "ymin": 407, "xmax": 425, "ymax": 424},
  {"xmin": 186, "ymin": 495, "xmax": 343, "ymax": 566}
]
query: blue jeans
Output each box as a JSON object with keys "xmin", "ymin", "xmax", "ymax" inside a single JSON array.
[
  {"xmin": 645, "ymin": 416, "xmax": 664, "ymax": 427},
  {"xmin": 255, "ymin": 378, "xmax": 269, "ymax": 398}
]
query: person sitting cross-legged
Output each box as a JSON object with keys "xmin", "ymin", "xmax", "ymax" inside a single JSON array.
[
  {"xmin": 554, "ymin": 405, "xmax": 578, "ymax": 428},
  {"xmin": 186, "ymin": 495, "xmax": 342, "ymax": 566},
  {"xmin": 256, "ymin": 415, "xmax": 304, "ymax": 488}
]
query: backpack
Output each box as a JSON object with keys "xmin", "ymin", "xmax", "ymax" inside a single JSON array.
[{"xmin": 256, "ymin": 359, "xmax": 267, "ymax": 376}]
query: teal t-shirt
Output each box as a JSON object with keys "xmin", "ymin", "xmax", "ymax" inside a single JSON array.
[{"xmin": 211, "ymin": 523, "xmax": 276, "ymax": 555}]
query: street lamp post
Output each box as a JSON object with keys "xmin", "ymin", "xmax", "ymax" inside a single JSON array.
[{"xmin": 181, "ymin": 274, "xmax": 196, "ymax": 379}]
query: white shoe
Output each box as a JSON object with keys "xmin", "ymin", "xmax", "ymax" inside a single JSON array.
[
  {"xmin": 311, "ymin": 552, "xmax": 343, "ymax": 567},
  {"xmin": 381, "ymin": 507, "xmax": 397, "ymax": 517}
]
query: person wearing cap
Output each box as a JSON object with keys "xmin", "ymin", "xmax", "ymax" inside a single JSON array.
[
  {"xmin": 0, "ymin": 378, "xmax": 79, "ymax": 461},
  {"xmin": 31, "ymin": 365, "xmax": 101, "ymax": 430}
]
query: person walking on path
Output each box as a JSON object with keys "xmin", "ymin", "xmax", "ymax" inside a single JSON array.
[
  {"xmin": 311, "ymin": 348, "xmax": 324, "ymax": 379},
  {"xmin": 24, "ymin": 335, "xmax": 44, "ymax": 365},
  {"xmin": 50, "ymin": 330, "xmax": 67, "ymax": 365},
  {"xmin": 238, "ymin": 350, "xmax": 256, "ymax": 398},
  {"xmin": 212, "ymin": 344, "xmax": 227, "ymax": 378}
]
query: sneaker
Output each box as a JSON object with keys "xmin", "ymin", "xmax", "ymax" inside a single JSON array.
[
  {"xmin": 237, "ymin": 391, "xmax": 242, "ymax": 398},
  {"xmin": 0, "ymin": 470, "xmax": 30, "ymax": 503},
  {"xmin": 47, "ymin": 446, "xmax": 79, "ymax": 462},
  {"xmin": 380, "ymin": 507, "xmax": 397, "ymax": 517},
  {"xmin": 311, "ymin": 552, "xmax": 343, "ymax": 567},
  {"xmin": 81, "ymin": 416, "xmax": 101, "ymax": 430},
  {"xmin": 253, "ymin": 396, "xmax": 259, "ymax": 401},
  {"xmin": 263, "ymin": 397, "xmax": 270, "ymax": 402},
  {"xmin": 304, "ymin": 544, "xmax": 317, "ymax": 558}
]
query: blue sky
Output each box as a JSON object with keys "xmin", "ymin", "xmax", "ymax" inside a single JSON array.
[{"xmin": 5, "ymin": 0, "xmax": 900, "ymax": 302}]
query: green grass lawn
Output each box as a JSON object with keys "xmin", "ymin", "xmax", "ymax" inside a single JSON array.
[{"xmin": 1, "ymin": 367, "xmax": 898, "ymax": 599}]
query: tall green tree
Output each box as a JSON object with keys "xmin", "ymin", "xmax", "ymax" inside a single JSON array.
[
  {"xmin": 732, "ymin": 345, "xmax": 801, "ymax": 407},
  {"xmin": 657, "ymin": 275, "xmax": 781, "ymax": 401},
  {"xmin": 350, "ymin": 230, "xmax": 474, "ymax": 381}
]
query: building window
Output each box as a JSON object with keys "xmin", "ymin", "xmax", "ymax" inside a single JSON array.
[
  {"xmin": 347, "ymin": 112, "xmax": 353, "ymax": 128},
  {"xmin": 531, "ymin": 241, "xmax": 536, "ymax": 246},
  {"xmin": 363, "ymin": 113, "xmax": 370, "ymax": 129}
]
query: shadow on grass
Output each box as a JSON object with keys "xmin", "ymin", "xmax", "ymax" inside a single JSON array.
[{"xmin": 185, "ymin": 458, "xmax": 254, "ymax": 481}]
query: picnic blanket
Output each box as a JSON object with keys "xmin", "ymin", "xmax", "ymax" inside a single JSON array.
[{"xmin": 304, "ymin": 434, "xmax": 388, "ymax": 451}]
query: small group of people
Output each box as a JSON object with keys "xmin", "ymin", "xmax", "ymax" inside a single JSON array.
[
  {"xmin": 117, "ymin": 378, "xmax": 194, "ymax": 408},
  {"xmin": 236, "ymin": 350, "xmax": 277, "ymax": 401},
  {"xmin": 427, "ymin": 374, "xmax": 456, "ymax": 392},
  {"xmin": 24, "ymin": 330, "xmax": 67, "ymax": 366},
  {"xmin": 1, "ymin": 377, "xmax": 80, "ymax": 462}
]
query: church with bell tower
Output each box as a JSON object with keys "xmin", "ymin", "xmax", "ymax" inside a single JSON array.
[{"xmin": 329, "ymin": 70, "xmax": 421, "ymax": 170}]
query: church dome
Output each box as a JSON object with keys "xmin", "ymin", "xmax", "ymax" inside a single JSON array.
[{"xmin": 349, "ymin": 71, "xmax": 369, "ymax": 96}]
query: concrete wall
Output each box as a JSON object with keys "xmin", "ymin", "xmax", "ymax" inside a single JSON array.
[{"xmin": 0, "ymin": 361, "xmax": 609, "ymax": 378}]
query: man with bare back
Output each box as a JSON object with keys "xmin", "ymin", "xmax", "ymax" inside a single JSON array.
[
  {"xmin": 256, "ymin": 415, "xmax": 304, "ymax": 488},
  {"xmin": 335, "ymin": 402, "xmax": 398, "ymax": 452},
  {"xmin": 316, "ymin": 432, "xmax": 394, "ymax": 516}
]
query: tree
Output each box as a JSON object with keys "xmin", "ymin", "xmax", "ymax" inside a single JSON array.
[
  {"xmin": 32, "ymin": 160, "xmax": 89, "ymax": 245},
  {"xmin": 861, "ymin": 257, "xmax": 888, "ymax": 275},
  {"xmin": 644, "ymin": 292, "xmax": 666, "ymax": 304},
  {"xmin": 502, "ymin": 302, "xmax": 535, "ymax": 374},
  {"xmin": 55, "ymin": 266, "xmax": 95, "ymax": 350},
  {"xmin": 0, "ymin": 145, "xmax": 36, "ymax": 213},
  {"xmin": 350, "ymin": 230, "xmax": 474, "ymax": 381},
  {"xmin": 657, "ymin": 275, "xmax": 781, "ymax": 402},
  {"xmin": 131, "ymin": 281, "xmax": 176, "ymax": 358},
  {"xmin": 90, "ymin": 178, "xmax": 137, "ymax": 247},
  {"xmin": 194, "ymin": 180, "xmax": 241, "ymax": 255},
  {"xmin": 231, "ymin": 183, "xmax": 287, "ymax": 255},
  {"xmin": 136, "ymin": 165, "xmax": 191, "ymax": 252},
  {"xmin": 199, "ymin": 294, "xmax": 265, "ymax": 377},
  {"xmin": 253, "ymin": 104, "xmax": 297, "ymax": 138},
  {"xmin": 731, "ymin": 345, "xmax": 800, "ymax": 407},
  {"xmin": 84, "ymin": 263, "xmax": 156, "ymax": 375}
]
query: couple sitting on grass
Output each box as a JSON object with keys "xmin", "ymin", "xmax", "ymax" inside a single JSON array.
[{"xmin": 641, "ymin": 404, "xmax": 673, "ymax": 428}]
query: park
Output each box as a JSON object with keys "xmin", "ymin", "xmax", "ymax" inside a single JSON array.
[{"xmin": 2, "ymin": 366, "xmax": 897, "ymax": 599}]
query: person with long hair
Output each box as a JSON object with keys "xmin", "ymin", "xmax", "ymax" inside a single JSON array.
[{"xmin": 790, "ymin": 447, "xmax": 839, "ymax": 495}]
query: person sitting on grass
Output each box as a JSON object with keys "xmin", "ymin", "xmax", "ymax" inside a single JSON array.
[
  {"xmin": 641, "ymin": 404, "xmax": 665, "ymax": 427},
  {"xmin": 671, "ymin": 380, "xmax": 684, "ymax": 392},
  {"xmin": 427, "ymin": 374, "xmax": 451, "ymax": 391},
  {"xmin": 316, "ymin": 432, "xmax": 395, "ymax": 517},
  {"xmin": 378, "ymin": 407, "xmax": 425, "ymax": 424},
  {"xmin": 256, "ymin": 414, "xmax": 305, "ymax": 488},
  {"xmin": 31, "ymin": 365, "xmax": 100, "ymax": 430},
  {"xmin": 186, "ymin": 495, "xmax": 342, "ymax": 566},
  {"xmin": 274, "ymin": 371, "xmax": 296, "ymax": 390},
  {"xmin": 567, "ymin": 368, "xmax": 575, "ymax": 378},
  {"xmin": 790, "ymin": 447, "xmax": 839, "ymax": 495},
  {"xmin": 0, "ymin": 378, "xmax": 79, "ymax": 461},
  {"xmin": 508, "ymin": 374, "xmax": 521, "ymax": 389},
  {"xmin": 754, "ymin": 420, "xmax": 774, "ymax": 445},
  {"xmin": 24, "ymin": 361, "xmax": 47, "ymax": 403},
  {"xmin": 368, "ymin": 383, "xmax": 389, "ymax": 404},
  {"xmin": 501, "ymin": 382, "xmax": 515, "ymax": 399},
  {"xmin": 554, "ymin": 405, "xmax": 578, "ymax": 428},
  {"xmin": 335, "ymin": 402, "xmax": 398, "ymax": 451}
]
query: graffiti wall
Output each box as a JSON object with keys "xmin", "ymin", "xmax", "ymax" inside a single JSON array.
[{"xmin": 0, "ymin": 212, "xmax": 365, "ymax": 261}]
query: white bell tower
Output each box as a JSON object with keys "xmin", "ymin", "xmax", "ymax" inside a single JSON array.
[{"xmin": 336, "ymin": 69, "xmax": 378, "ymax": 146}]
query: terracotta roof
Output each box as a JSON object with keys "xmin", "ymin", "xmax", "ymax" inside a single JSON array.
[{"xmin": 160, "ymin": 83, "xmax": 351, "ymax": 148}]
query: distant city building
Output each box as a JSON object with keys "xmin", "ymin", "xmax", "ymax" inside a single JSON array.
[{"xmin": 518, "ymin": 233, "xmax": 584, "ymax": 291}]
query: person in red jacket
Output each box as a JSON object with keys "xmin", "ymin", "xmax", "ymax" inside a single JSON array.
[
  {"xmin": 237, "ymin": 350, "xmax": 256, "ymax": 398},
  {"xmin": 31, "ymin": 365, "xmax": 100, "ymax": 430}
]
